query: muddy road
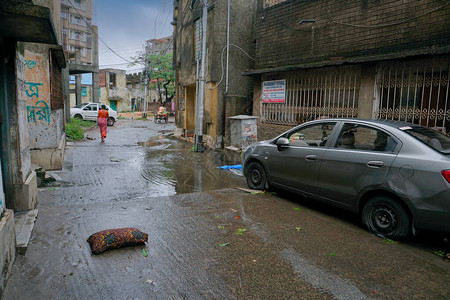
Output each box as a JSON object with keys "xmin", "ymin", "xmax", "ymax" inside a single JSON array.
[{"xmin": 4, "ymin": 119, "xmax": 450, "ymax": 299}]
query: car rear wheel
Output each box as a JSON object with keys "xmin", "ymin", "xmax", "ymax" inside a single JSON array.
[
  {"xmin": 362, "ymin": 196, "xmax": 411, "ymax": 240},
  {"xmin": 246, "ymin": 161, "xmax": 267, "ymax": 190},
  {"xmin": 107, "ymin": 117, "xmax": 115, "ymax": 126}
]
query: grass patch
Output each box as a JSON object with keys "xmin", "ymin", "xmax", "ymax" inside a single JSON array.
[{"xmin": 66, "ymin": 118, "xmax": 96, "ymax": 141}]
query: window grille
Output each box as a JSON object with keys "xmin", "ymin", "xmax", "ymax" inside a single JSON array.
[
  {"xmin": 375, "ymin": 56, "xmax": 450, "ymax": 131},
  {"xmin": 261, "ymin": 66, "xmax": 361, "ymax": 125},
  {"xmin": 194, "ymin": 18, "xmax": 202, "ymax": 61}
]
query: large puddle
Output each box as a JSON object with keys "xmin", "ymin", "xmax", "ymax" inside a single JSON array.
[{"xmin": 136, "ymin": 135, "xmax": 245, "ymax": 195}]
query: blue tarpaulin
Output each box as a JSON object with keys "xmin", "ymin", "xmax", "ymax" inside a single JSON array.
[{"xmin": 217, "ymin": 164, "xmax": 242, "ymax": 170}]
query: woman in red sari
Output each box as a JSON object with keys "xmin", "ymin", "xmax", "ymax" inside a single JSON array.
[{"xmin": 97, "ymin": 104, "xmax": 109, "ymax": 142}]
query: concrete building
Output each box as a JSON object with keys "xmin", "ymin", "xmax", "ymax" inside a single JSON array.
[
  {"xmin": 99, "ymin": 68, "xmax": 131, "ymax": 112},
  {"xmin": 70, "ymin": 83, "xmax": 92, "ymax": 107},
  {"xmin": 245, "ymin": 0, "xmax": 450, "ymax": 140},
  {"xmin": 173, "ymin": 0, "xmax": 257, "ymax": 149},
  {"xmin": 126, "ymin": 72, "xmax": 146, "ymax": 111},
  {"xmin": 0, "ymin": 0, "xmax": 66, "ymax": 293},
  {"xmin": 145, "ymin": 36, "xmax": 173, "ymax": 56},
  {"xmin": 60, "ymin": 0, "xmax": 99, "ymax": 112}
]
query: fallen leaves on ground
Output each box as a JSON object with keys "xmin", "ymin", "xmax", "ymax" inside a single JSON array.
[
  {"xmin": 293, "ymin": 207, "xmax": 302, "ymax": 211},
  {"xmin": 219, "ymin": 243, "xmax": 230, "ymax": 247},
  {"xmin": 236, "ymin": 228, "xmax": 247, "ymax": 235},
  {"xmin": 142, "ymin": 249, "xmax": 149, "ymax": 257},
  {"xmin": 295, "ymin": 227, "xmax": 302, "ymax": 231}
]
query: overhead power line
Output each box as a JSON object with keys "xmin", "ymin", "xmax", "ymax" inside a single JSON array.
[{"xmin": 66, "ymin": 0, "xmax": 133, "ymax": 64}]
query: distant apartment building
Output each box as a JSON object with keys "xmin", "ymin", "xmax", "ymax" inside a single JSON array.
[
  {"xmin": 60, "ymin": 0, "xmax": 92, "ymax": 65},
  {"xmin": 60, "ymin": 0, "xmax": 99, "ymax": 107},
  {"xmin": 145, "ymin": 36, "xmax": 173, "ymax": 56}
]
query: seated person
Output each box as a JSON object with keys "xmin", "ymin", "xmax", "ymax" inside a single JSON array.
[{"xmin": 158, "ymin": 106, "xmax": 166, "ymax": 114}]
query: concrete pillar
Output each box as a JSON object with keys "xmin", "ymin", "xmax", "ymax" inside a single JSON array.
[
  {"xmin": 92, "ymin": 25, "xmax": 99, "ymax": 103},
  {"xmin": 75, "ymin": 74, "xmax": 82, "ymax": 106},
  {"xmin": 62, "ymin": 66, "xmax": 70, "ymax": 123},
  {"xmin": 92, "ymin": 72, "xmax": 99, "ymax": 103},
  {"xmin": 358, "ymin": 64, "xmax": 377, "ymax": 119}
]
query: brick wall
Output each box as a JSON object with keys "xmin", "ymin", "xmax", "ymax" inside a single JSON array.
[{"xmin": 255, "ymin": 0, "xmax": 450, "ymax": 70}]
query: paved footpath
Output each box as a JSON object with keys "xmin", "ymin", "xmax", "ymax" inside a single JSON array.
[{"xmin": 4, "ymin": 119, "xmax": 450, "ymax": 299}]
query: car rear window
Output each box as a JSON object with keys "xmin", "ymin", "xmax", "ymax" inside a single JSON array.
[
  {"xmin": 73, "ymin": 103, "xmax": 89, "ymax": 108},
  {"xmin": 402, "ymin": 126, "xmax": 450, "ymax": 154}
]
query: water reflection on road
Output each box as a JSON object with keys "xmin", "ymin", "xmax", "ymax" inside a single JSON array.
[{"xmin": 137, "ymin": 135, "xmax": 244, "ymax": 196}]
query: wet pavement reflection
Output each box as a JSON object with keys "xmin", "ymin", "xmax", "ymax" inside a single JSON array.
[{"xmin": 138, "ymin": 135, "xmax": 244, "ymax": 195}]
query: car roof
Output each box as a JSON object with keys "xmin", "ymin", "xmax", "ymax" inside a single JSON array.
[{"xmin": 311, "ymin": 118, "xmax": 422, "ymax": 130}]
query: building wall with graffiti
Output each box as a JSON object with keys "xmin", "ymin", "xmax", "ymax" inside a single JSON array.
[{"xmin": 17, "ymin": 43, "xmax": 65, "ymax": 151}]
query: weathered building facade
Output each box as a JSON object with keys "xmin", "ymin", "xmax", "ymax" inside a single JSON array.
[
  {"xmin": 173, "ymin": 0, "xmax": 258, "ymax": 148},
  {"xmin": 126, "ymin": 72, "xmax": 147, "ymax": 111},
  {"xmin": 99, "ymin": 68, "xmax": 131, "ymax": 112},
  {"xmin": 0, "ymin": 0, "xmax": 65, "ymax": 294},
  {"xmin": 60, "ymin": 0, "xmax": 99, "ymax": 110},
  {"xmin": 247, "ymin": 0, "xmax": 450, "ymax": 140}
]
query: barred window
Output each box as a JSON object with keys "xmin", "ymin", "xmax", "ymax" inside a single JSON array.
[
  {"xmin": 260, "ymin": 66, "xmax": 361, "ymax": 125},
  {"xmin": 375, "ymin": 56, "xmax": 450, "ymax": 132}
]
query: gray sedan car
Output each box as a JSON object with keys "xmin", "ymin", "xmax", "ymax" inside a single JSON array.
[{"xmin": 243, "ymin": 119, "xmax": 450, "ymax": 239}]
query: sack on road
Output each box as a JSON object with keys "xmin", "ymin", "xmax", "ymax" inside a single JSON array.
[{"xmin": 87, "ymin": 227, "xmax": 148, "ymax": 254}]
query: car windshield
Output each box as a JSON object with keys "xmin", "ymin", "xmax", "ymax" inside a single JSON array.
[
  {"xmin": 73, "ymin": 103, "xmax": 89, "ymax": 108},
  {"xmin": 403, "ymin": 126, "xmax": 450, "ymax": 154}
]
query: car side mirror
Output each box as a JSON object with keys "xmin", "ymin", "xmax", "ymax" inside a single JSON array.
[{"xmin": 276, "ymin": 137, "xmax": 289, "ymax": 151}]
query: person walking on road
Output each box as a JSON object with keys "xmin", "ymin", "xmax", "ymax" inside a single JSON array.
[{"xmin": 97, "ymin": 104, "xmax": 109, "ymax": 142}]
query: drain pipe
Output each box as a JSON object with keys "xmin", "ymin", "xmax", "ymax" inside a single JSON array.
[{"xmin": 225, "ymin": 0, "xmax": 230, "ymax": 94}]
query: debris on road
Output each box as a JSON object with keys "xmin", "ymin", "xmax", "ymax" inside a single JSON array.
[
  {"xmin": 293, "ymin": 207, "xmax": 303, "ymax": 211},
  {"xmin": 87, "ymin": 228, "xmax": 148, "ymax": 254},
  {"xmin": 295, "ymin": 227, "xmax": 302, "ymax": 231},
  {"xmin": 235, "ymin": 187, "xmax": 265, "ymax": 194},
  {"xmin": 219, "ymin": 243, "xmax": 230, "ymax": 247},
  {"xmin": 236, "ymin": 228, "xmax": 247, "ymax": 235},
  {"xmin": 142, "ymin": 248, "xmax": 149, "ymax": 257}
]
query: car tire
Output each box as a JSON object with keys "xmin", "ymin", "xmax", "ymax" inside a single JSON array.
[
  {"xmin": 246, "ymin": 161, "xmax": 267, "ymax": 190},
  {"xmin": 74, "ymin": 114, "xmax": 83, "ymax": 120},
  {"xmin": 362, "ymin": 196, "xmax": 411, "ymax": 240},
  {"xmin": 107, "ymin": 117, "xmax": 115, "ymax": 126}
]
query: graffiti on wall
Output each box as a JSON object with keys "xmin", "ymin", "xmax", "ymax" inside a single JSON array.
[
  {"xmin": 25, "ymin": 60, "xmax": 37, "ymax": 69},
  {"xmin": 23, "ymin": 53, "xmax": 50, "ymax": 123}
]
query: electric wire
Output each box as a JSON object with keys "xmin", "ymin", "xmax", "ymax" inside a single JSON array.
[
  {"xmin": 67, "ymin": 0, "xmax": 133, "ymax": 64},
  {"xmin": 209, "ymin": 44, "xmax": 255, "ymax": 90}
]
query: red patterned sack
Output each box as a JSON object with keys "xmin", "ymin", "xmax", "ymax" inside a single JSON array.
[{"xmin": 87, "ymin": 228, "xmax": 148, "ymax": 254}]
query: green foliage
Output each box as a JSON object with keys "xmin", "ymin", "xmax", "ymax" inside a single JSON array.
[
  {"xmin": 131, "ymin": 52, "xmax": 175, "ymax": 100},
  {"xmin": 66, "ymin": 118, "xmax": 95, "ymax": 141}
]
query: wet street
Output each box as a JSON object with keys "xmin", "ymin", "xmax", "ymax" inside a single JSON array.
[{"xmin": 4, "ymin": 119, "xmax": 450, "ymax": 299}]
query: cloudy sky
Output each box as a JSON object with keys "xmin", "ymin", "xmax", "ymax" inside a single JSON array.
[{"xmin": 94, "ymin": 0, "xmax": 173, "ymax": 73}]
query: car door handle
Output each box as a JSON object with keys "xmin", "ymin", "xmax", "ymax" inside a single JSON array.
[
  {"xmin": 305, "ymin": 155, "xmax": 317, "ymax": 161},
  {"xmin": 366, "ymin": 161, "xmax": 384, "ymax": 168}
]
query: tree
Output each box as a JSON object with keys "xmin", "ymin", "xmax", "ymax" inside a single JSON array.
[{"xmin": 132, "ymin": 52, "xmax": 175, "ymax": 105}]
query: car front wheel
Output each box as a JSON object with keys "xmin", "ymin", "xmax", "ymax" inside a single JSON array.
[
  {"xmin": 246, "ymin": 161, "xmax": 267, "ymax": 190},
  {"xmin": 107, "ymin": 117, "xmax": 115, "ymax": 126},
  {"xmin": 362, "ymin": 196, "xmax": 411, "ymax": 240},
  {"xmin": 74, "ymin": 114, "xmax": 83, "ymax": 120}
]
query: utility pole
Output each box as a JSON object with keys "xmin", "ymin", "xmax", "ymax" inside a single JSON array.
[{"xmin": 195, "ymin": 0, "xmax": 208, "ymax": 152}]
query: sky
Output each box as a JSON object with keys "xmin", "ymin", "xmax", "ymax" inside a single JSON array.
[{"xmin": 94, "ymin": 0, "xmax": 173, "ymax": 74}]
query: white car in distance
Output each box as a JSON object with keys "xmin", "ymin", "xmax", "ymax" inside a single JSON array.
[{"xmin": 70, "ymin": 103, "xmax": 118, "ymax": 126}]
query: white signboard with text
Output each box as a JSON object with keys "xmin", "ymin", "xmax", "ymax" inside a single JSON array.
[{"xmin": 262, "ymin": 80, "xmax": 286, "ymax": 103}]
